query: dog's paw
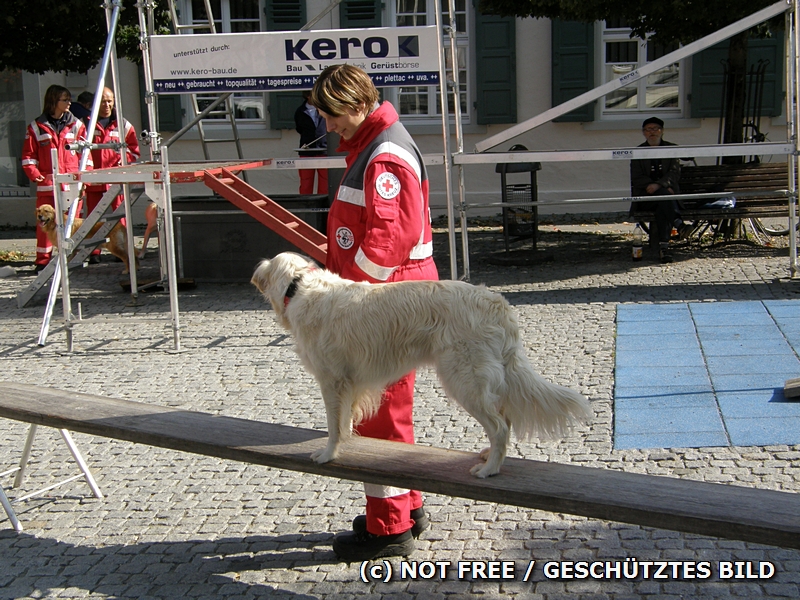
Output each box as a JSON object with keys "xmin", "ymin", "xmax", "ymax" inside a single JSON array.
[
  {"xmin": 470, "ymin": 461, "xmax": 501, "ymax": 478},
  {"xmin": 310, "ymin": 445, "xmax": 338, "ymax": 464}
]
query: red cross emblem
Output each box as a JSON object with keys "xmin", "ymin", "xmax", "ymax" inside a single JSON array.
[{"xmin": 375, "ymin": 172, "xmax": 401, "ymax": 199}]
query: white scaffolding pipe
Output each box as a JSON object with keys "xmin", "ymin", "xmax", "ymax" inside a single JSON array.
[
  {"xmin": 37, "ymin": 0, "xmax": 124, "ymax": 347},
  {"xmin": 454, "ymin": 143, "xmax": 796, "ymax": 165},
  {"xmin": 450, "ymin": 1, "xmax": 798, "ymax": 281},
  {"xmin": 475, "ymin": 0, "xmax": 790, "ymax": 153},
  {"xmin": 105, "ymin": 0, "xmax": 139, "ymax": 302},
  {"xmin": 137, "ymin": 0, "xmax": 162, "ymax": 159},
  {"xmin": 434, "ymin": 0, "xmax": 459, "ymax": 279},
  {"xmin": 790, "ymin": 1, "xmax": 800, "ymax": 276}
]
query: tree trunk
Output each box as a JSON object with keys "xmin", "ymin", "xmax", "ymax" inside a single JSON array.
[{"xmin": 721, "ymin": 31, "xmax": 749, "ymax": 165}]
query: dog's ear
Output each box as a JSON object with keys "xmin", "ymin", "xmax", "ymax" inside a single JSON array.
[
  {"xmin": 252, "ymin": 256, "xmax": 297, "ymax": 321},
  {"xmin": 251, "ymin": 259, "xmax": 273, "ymax": 297}
]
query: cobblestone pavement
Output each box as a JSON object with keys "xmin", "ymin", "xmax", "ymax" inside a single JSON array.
[{"xmin": 0, "ymin": 218, "xmax": 799, "ymax": 599}]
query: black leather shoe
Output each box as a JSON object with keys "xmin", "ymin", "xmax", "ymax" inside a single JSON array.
[
  {"xmin": 352, "ymin": 507, "xmax": 429, "ymax": 538},
  {"xmin": 88, "ymin": 254, "xmax": 101, "ymax": 264},
  {"xmin": 332, "ymin": 528, "xmax": 414, "ymax": 562},
  {"xmin": 659, "ymin": 249, "xmax": 674, "ymax": 263}
]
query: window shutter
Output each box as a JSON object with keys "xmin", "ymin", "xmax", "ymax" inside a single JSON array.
[
  {"xmin": 339, "ymin": 0, "xmax": 382, "ymax": 28},
  {"xmin": 265, "ymin": 0, "xmax": 306, "ymax": 30},
  {"xmin": 551, "ymin": 20, "xmax": 595, "ymax": 122},
  {"xmin": 139, "ymin": 63, "xmax": 184, "ymax": 132},
  {"xmin": 691, "ymin": 36, "xmax": 784, "ymax": 118},
  {"xmin": 266, "ymin": 0, "xmax": 308, "ymax": 129},
  {"xmin": 475, "ymin": 13, "xmax": 517, "ymax": 125},
  {"xmin": 156, "ymin": 96, "xmax": 185, "ymax": 131}
]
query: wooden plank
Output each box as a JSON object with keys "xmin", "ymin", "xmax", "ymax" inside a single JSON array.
[
  {"xmin": 1, "ymin": 382, "xmax": 799, "ymax": 549},
  {"xmin": 785, "ymin": 377, "xmax": 800, "ymax": 399}
]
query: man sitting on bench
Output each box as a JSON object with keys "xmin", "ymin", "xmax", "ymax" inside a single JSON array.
[{"xmin": 630, "ymin": 117, "xmax": 684, "ymax": 263}]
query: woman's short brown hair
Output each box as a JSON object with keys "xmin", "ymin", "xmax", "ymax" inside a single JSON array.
[
  {"xmin": 43, "ymin": 85, "xmax": 71, "ymax": 116},
  {"xmin": 310, "ymin": 64, "xmax": 379, "ymax": 117}
]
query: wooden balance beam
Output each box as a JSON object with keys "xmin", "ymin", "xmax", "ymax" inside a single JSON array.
[{"xmin": 0, "ymin": 382, "xmax": 798, "ymax": 549}]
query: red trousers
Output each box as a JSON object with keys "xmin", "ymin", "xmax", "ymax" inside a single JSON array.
[
  {"xmin": 298, "ymin": 168, "xmax": 328, "ymax": 195},
  {"xmin": 357, "ymin": 371, "xmax": 422, "ymax": 536}
]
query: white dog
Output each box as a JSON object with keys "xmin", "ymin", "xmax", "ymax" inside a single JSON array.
[{"xmin": 251, "ymin": 252, "xmax": 591, "ymax": 478}]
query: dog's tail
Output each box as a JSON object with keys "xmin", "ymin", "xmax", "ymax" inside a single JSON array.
[{"xmin": 502, "ymin": 347, "xmax": 592, "ymax": 441}]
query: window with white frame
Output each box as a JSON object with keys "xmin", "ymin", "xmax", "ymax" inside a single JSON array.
[
  {"xmin": 386, "ymin": 0, "xmax": 470, "ymax": 123},
  {"xmin": 601, "ymin": 19, "xmax": 682, "ymax": 116},
  {"xmin": 184, "ymin": 0, "xmax": 266, "ymax": 121}
]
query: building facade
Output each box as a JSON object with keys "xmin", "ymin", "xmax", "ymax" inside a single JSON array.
[{"xmin": 0, "ymin": 0, "xmax": 787, "ymax": 226}]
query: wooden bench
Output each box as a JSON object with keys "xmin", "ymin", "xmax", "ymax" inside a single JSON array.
[
  {"xmin": 630, "ymin": 162, "xmax": 793, "ymax": 244},
  {"xmin": 1, "ymin": 382, "xmax": 799, "ymax": 549}
]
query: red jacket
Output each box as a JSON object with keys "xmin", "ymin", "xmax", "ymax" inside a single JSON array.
[
  {"xmin": 327, "ymin": 102, "xmax": 435, "ymax": 283},
  {"xmin": 21, "ymin": 113, "xmax": 91, "ymax": 194},
  {"xmin": 87, "ymin": 116, "xmax": 140, "ymax": 192}
]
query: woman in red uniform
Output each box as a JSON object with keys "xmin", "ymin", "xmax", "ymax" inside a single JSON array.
[
  {"xmin": 21, "ymin": 85, "xmax": 90, "ymax": 271},
  {"xmin": 84, "ymin": 87, "xmax": 140, "ymax": 262},
  {"xmin": 311, "ymin": 64, "xmax": 439, "ymax": 562}
]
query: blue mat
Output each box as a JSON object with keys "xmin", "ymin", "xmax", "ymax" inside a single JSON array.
[{"xmin": 614, "ymin": 301, "xmax": 800, "ymax": 450}]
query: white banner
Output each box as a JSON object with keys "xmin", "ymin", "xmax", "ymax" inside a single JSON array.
[{"xmin": 150, "ymin": 26, "xmax": 441, "ymax": 94}]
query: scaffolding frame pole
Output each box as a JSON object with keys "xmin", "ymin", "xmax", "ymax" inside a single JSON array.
[
  {"xmin": 433, "ymin": 0, "xmax": 459, "ymax": 280},
  {"xmin": 37, "ymin": 0, "xmax": 124, "ymax": 347},
  {"xmin": 789, "ymin": 1, "xmax": 800, "ymax": 276},
  {"xmin": 105, "ymin": 0, "xmax": 139, "ymax": 301}
]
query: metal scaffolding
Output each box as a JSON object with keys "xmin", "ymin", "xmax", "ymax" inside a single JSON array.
[
  {"xmin": 453, "ymin": 0, "xmax": 799, "ymax": 280},
  {"xmin": 140, "ymin": 0, "xmax": 798, "ymax": 284}
]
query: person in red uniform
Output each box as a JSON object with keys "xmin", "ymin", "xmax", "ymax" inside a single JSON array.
[
  {"xmin": 310, "ymin": 64, "xmax": 439, "ymax": 562},
  {"xmin": 84, "ymin": 87, "xmax": 140, "ymax": 263},
  {"xmin": 294, "ymin": 90, "xmax": 328, "ymax": 194},
  {"xmin": 21, "ymin": 85, "xmax": 91, "ymax": 271}
]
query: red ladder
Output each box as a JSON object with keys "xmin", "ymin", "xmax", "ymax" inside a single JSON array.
[{"xmin": 203, "ymin": 168, "xmax": 328, "ymax": 264}]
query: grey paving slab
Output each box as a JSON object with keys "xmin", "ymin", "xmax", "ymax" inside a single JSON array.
[{"xmin": 0, "ymin": 220, "xmax": 798, "ymax": 599}]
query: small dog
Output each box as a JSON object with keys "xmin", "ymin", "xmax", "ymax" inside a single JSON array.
[
  {"xmin": 36, "ymin": 204, "xmax": 137, "ymax": 274},
  {"xmin": 138, "ymin": 202, "xmax": 158, "ymax": 259},
  {"xmin": 252, "ymin": 252, "xmax": 591, "ymax": 478}
]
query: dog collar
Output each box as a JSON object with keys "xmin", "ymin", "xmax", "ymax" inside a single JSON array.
[
  {"xmin": 283, "ymin": 266, "xmax": 317, "ymax": 307},
  {"xmin": 283, "ymin": 276, "xmax": 302, "ymax": 307}
]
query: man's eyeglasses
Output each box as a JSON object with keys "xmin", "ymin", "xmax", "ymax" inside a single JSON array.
[{"xmin": 643, "ymin": 126, "xmax": 662, "ymax": 133}]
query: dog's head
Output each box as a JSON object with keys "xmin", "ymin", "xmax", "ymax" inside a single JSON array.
[
  {"xmin": 36, "ymin": 205, "xmax": 57, "ymax": 231},
  {"xmin": 251, "ymin": 252, "xmax": 318, "ymax": 324}
]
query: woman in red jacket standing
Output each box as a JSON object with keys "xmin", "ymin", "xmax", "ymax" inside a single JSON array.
[
  {"xmin": 310, "ymin": 64, "xmax": 439, "ymax": 562},
  {"xmin": 21, "ymin": 85, "xmax": 90, "ymax": 271},
  {"xmin": 84, "ymin": 87, "xmax": 140, "ymax": 263}
]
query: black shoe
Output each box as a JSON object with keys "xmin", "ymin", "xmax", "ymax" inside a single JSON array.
[
  {"xmin": 34, "ymin": 263, "xmax": 47, "ymax": 273},
  {"xmin": 352, "ymin": 507, "xmax": 429, "ymax": 539},
  {"xmin": 88, "ymin": 254, "xmax": 101, "ymax": 264},
  {"xmin": 332, "ymin": 528, "xmax": 414, "ymax": 562},
  {"xmin": 659, "ymin": 249, "xmax": 674, "ymax": 263}
]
